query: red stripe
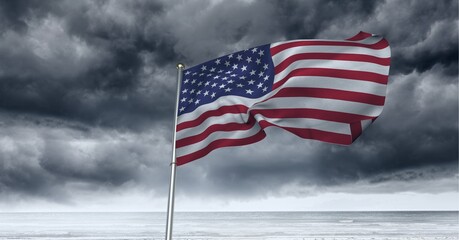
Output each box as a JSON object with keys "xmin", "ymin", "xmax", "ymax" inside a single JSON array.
[
  {"xmin": 275, "ymin": 52, "xmax": 390, "ymax": 73},
  {"xmin": 350, "ymin": 122, "xmax": 363, "ymax": 142},
  {"xmin": 177, "ymin": 105, "xmax": 248, "ymax": 131},
  {"xmin": 272, "ymin": 68, "xmax": 388, "ymax": 90},
  {"xmin": 346, "ymin": 31, "xmax": 373, "ymax": 41},
  {"xmin": 176, "ymin": 130, "xmax": 267, "ymax": 166},
  {"xmin": 270, "ymin": 39, "xmax": 389, "ymax": 56},
  {"xmin": 271, "ymin": 87, "xmax": 386, "ymax": 106}
]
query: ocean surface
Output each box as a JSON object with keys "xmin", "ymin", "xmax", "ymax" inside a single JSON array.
[{"xmin": 0, "ymin": 211, "xmax": 457, "ymax": 240}]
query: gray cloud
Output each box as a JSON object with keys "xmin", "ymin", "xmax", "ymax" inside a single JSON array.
[{"xmin": 0, "ymin": 0, "xmax": 457, "ymax": 206}]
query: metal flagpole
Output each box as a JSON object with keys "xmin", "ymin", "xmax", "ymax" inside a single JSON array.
[{"xmin": 165, "ymin": 63, "xmax": 184, "ymax": 240}]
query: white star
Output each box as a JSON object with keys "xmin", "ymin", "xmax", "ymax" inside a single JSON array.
[
  {"xmin": 263, "ymin": 64, "xmax": 269, "ymax": 70},
  {"xmin": 241, "ymin": 65, "xmax": 247, "ymax": 71},
  {"xmin": 236, "ymin": 54, "xmax": 243, "ymax": 61},
  {"xmin": 236, "ymin": 83, "xmax": 244, "ymax": 88},
  {"xmin": 182, "ymin": 89, "xmax": 188, "ymax": 94},
  {"xmin": 190, "ymin": 89, "xmax": 195, "ymax": 94},
  {"xmin": 185, "ymin": 71, "xmax": 190, "ymax": 75},
  {"xmin": 240, "ymin": 76, "xmax": 246, "ymax": 80},
  {"xmin": 180, "ymin": 106, "xmax": 185, "ymax": 112},
  {"xmin": 226, "ymin": 71, "xmax": 232, "ymax": 74},
  {"xmin": 258, "ymin": 71, "xmax": 264, "ymax": 77},
  {"xmin": 201, "ymin": 65, "xmax": 207, "ymax": 71},
  {"xmin": 215, "ymin": 59, "xmax": 221, "ymax": 65},
  {"xmin": 197, "ymin": 90, "xmax": 202, "ymax": 95},
  {"xmin": 218, "ymin": 70, "xmax": 223, "ymax": 73},
  {"xmin": 205, "ymin": 81, "xmax": 210, "ymax": 86},
  {"xmin": 211, "ymin": 92, "xmax": 216, "ymax": 98},
  {"xmin": 246, "ymin": 89, "xmax": 254, "ymax": 95},
  {"xmin": 211, "ymin": 83, "xmax": 217, "ymax": 88},
  {"xmin": 195, "ymin": 99, "xmax": 200, "ymax": 105},
  {"xmin": 262, "ymin": 86, "xmax": 268, "ymax": 92},
  {"xmin": 246, "ymin": 57, "xmax": 252, "ymax": 63},
  {"xmin": 210, "ymin": 67, "xmax": 216, "ymax": 72},
  {"xmin": 184, "ymin": 79, "xmax": 189, "ymax": 84},
  {"xmin": 228, "ymin": 54, "xmax": 233, "ymax": 59},
  {"xmin": 213, "ymin": 75, "xmax": 220, "ymax": 79},
  {"xmin": 225, "ymin": 87, "xmax": 232, "ymax": 92},
  {"xmin": 219, "ymin": 84, "xmax": 226, "ymax": 89},
  {"xmin": 227, "ymin": 80, "xmax": 234, "ymax": 84},
  {"xmin": 207, "ymin": 73, "xmax": 212, "ymax": 77},
  {"xmin": 249, "ymin": 70, "xmax": 256, "ymax": 76},
  {"xmin": 230, "ymin": 74, "xmax": 237, "ymax": 77},
  {"xmin": 232, "ymin": 64, "xmax": 238, "ymax": 70},
  {"xmin": 256, "ymin": 59, "xmax": 261, "ymax": 64},
  {"xmin": 197, "ymin": 81, "xmax": 203, "ymax": 86},
  {"xmin": 225, "ymin": 61, "xmax": 230, "ymax": 67},
  {"xmin": 192, "ymin": 72, "xmax": 197, "ymax": 76},
  {"xmin": 257, "ymin": 83, "xmax": 263, "ymax": 88},
  {"xmin": 191, "ymin": 79, "xmax": 196, "ymax": 84},
  {"xmin": 248, "ymin": 80, "xmax": 255, "ymax": 85},
  {"xmin": 199, "ymin": 73, "xmax": 204, "ymax": 76},
  {"xmin": 258, "ymin": 50, "xmax": 264, "ymax": 56},
  {"xmin": 180, "ymin": 97, "xmax": 187, "ymax": 102},
  {"xmin": 251, "ymin": 47, "xmax": 258, "ymax": 53},
  {"xmin": 222, "ymin": 76, "xmax": 228, "ymax": 80},
  {"xmin": 188, "ymin": 98, "xmax": 194, "ymax": 103},
  {"xmin": 204, "ymin": 91, "xmax": 209, "ymax": 96},
  {"xmin": 263, "ymin": 75, "xmax": 269, "ymax": 81}
]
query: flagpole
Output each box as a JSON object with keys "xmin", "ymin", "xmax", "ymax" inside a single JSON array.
[{"xmin": 165, "ymin": 63, "xmax": 184, "ymax": 240}]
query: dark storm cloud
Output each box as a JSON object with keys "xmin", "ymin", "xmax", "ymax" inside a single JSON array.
[{"xmin": 0, "ymin": 0, "xmax": 457, "ymax": 203}]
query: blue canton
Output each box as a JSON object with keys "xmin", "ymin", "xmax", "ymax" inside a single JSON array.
[{"xmin": 178, "ymin": 44, "xmax": 275, "ymax": 116}]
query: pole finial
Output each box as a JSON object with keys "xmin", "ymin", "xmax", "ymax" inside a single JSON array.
[{"xmin": 177, "ymin": 63, "xmax": 185, "ymax": 69}]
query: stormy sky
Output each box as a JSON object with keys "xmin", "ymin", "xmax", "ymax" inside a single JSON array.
[{"xmin": 0, "ymin": 0, "xmax": 457, "ymax": 212}]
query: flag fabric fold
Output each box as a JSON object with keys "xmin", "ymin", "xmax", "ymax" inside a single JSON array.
[{"xmin": 176, "ymin": 31, "xmax": 391, "ymax": 166}]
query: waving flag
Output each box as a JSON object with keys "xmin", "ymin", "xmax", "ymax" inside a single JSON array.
[{"xmin": 175, "ymin": 31, "xmax": 391, "ymax": 166}]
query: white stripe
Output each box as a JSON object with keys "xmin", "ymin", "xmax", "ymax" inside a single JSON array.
[
  {"xmin": 252, "ymin": 97, "xmax": 384, "ymax": 117},
  {"xmin": 176, "ymin": 124, "xmax": 261, "ymax": 157},
  {"xmin": 279, "ymin": 76, "xmax": 387, "ymax": 97},
  {"xmin": 272, "ymin": 46, "xmax": 390, "ymax": 65},
  {"xmin": 274, "ymin": 60, "xmax": 390, "ymax": 84}
]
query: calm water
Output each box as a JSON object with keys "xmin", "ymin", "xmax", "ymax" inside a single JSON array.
[{"xmin": 0, "ymin": 212, "xmax": 457, "ymax": 239}]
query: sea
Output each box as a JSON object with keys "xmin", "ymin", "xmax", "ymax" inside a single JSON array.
[{"xmin": 0, "ymin": 211, "xmax": 457, "ymax": 240}]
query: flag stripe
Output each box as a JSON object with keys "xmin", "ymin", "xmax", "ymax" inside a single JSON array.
[
  {"xmin": 177, "ymin": 113, "xmax": 352, "ymax": 148},
  {"xmin": 275, "ymin": 53, "xmax": 390, "ymax": 74},
  {"xmin": 272, "ymin": 68, "xmax": 388, "ymax": 90},
  {"xmin": 177, "ymin": 105, "xmax": 248, "ymax": 131},
  {"xmin": 271, "ymin": 87, "xmax": 386, "ymax": 106},
  {"xmin": 274, "ymin": 60, "xmax": 390, "ymax": 81},
  {"xmin": 177, "ymin": 107, "xmax": 375, "ymax": 141},
  {"xmin": 278, "ymin": 76, "xmax": 387, "ymax": 96},
  {"xmin": 272, "ymin": 45, "xmax": 391, "ymax": 65},
  {"xmin": 177, "ymin": 127, "xmax": 267, "ymax": 165},
  {"xmin": 271, "ymin": 39, "xmax": 389, "ymax": 56}
]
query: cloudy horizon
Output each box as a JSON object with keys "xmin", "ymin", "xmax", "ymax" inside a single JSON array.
[{"xmin": 0, "ymin": 0, "xmax": 458, "ymax": 212}]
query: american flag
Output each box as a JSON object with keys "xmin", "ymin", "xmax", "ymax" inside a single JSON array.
[{"xmin": 176, "ymin": 31, "xmax": 391, "ymax": 166}]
